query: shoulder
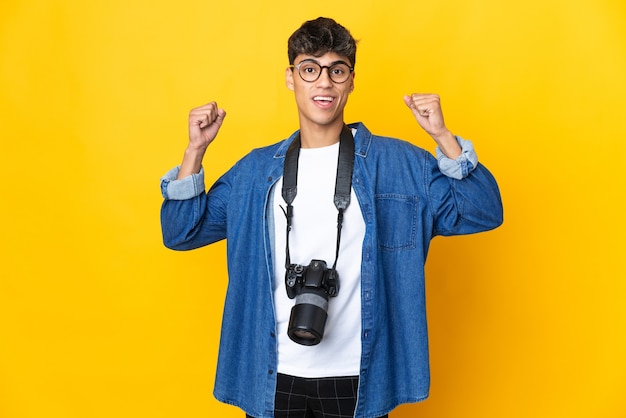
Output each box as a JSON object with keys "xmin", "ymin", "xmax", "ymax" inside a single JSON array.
[
  {"xmin": 351, "ymin": 122, "xmax": 431, "ymax": 161},
  {"xmin": 235, "ymin": 136, "xmax": 292, "ymax": 167}
]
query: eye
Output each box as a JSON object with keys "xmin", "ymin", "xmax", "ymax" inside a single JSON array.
[
  {"xmin": 330, "ymin": 66, "xmax": 346, "ymax": 76},
  {"xmin": 300, "ymin": 63, "xmax": 319, "ymax": 75}
]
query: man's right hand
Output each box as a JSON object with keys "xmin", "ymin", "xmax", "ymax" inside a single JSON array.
[
  {"xmin": 177, "ymin": 102, "xmax": 227, "ymax": 180},
  {"xmin": 188, "ymin": 102, "xmax": 227, "ymax": 151}
]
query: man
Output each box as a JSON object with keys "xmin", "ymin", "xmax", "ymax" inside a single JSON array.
[{"xmin": 160, "ymin": 17, "xmax": 503, "ymax": 418}]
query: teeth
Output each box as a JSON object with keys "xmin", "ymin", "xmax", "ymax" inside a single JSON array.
[{"xmin": 314, "ymin": 96, "xmax": 333, "ymax": 102}]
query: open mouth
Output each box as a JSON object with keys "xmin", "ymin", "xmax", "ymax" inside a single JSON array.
[{"xmin": 313, "ymin": 96, "xmax": 335, "ymax": 107}]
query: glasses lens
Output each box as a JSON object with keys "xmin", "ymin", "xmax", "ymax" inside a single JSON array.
[
  {"xmin": 296, "ymin": 62, "xmax": 352, "ymax": 83},
  {"xmin": 298, "ymin": 62, "xmax": 321, "ymax": 82},
  {"xmin": 328, "ymin": 63, "xmax": 351, "ymax": 83}
]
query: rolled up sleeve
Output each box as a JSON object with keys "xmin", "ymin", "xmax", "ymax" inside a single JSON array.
[
  {"xmin": 435, "ymin": 136, "xmax": 478, "ymax": 180},
  {"xmin": 160, "ymin": 166, "xmax": 206, "ymax": 200}
]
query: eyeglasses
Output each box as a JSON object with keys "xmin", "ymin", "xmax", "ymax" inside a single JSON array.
[{"xmin": 291, "ymin": 59, "xmax": 354, "ymax": 84}]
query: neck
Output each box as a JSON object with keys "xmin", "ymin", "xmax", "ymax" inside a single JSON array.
[{"xmin": 298, "ymin": 119, "xmax": 345, "ymax": 148}]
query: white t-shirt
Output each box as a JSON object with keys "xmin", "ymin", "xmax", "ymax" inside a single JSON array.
[{"xmin": 272, "ymin": 141, "xmax": 365, "ymax": 378}]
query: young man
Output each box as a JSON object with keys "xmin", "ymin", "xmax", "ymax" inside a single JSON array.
[{"xmin": 160, "ymin": 17, "xmax": 503, "ymax": 418}]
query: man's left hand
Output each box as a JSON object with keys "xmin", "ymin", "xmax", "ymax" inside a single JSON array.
[{"xmin": 403, "ymin": 93, "xmax": 461, "ymax": 158}]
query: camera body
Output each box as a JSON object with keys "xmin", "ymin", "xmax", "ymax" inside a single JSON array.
[
  {"xmin": 285, "ymin": 259, "xmax": 339, "ymax": 299},
  {"xmin": 285, "ymin": 259, "xmax": 339, "ymax": 345}
]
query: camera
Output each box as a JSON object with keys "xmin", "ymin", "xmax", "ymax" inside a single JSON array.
[{"xmin": 285, "ymin": 259, "xmax": 339, "ymax": 346}]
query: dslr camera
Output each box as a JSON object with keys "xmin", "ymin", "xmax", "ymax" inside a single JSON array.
[{"xmin": 285, "ymin": 259, "xmax": 339, "ymax": 346}]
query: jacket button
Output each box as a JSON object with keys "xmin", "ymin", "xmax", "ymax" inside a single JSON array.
[{"xmin": 268, "ymin": 370, "xmax": 274, "ymax": 375}]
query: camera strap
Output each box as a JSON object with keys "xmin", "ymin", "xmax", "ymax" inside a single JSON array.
[{"xmin": 281, "ymin": 125, "xmax": 355, "ymax": 271}]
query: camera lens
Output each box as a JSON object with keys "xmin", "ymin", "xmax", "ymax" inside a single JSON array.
[
  {"xmin": 287, "ymin": 289, "xmax": 329, "ymax": 346},
  {"xmin": 292, "ymin": 329, "xmax": 317, "ymax": 340}
]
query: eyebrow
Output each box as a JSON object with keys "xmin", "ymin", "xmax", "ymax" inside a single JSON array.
[{"xmin": 297, "ymin": 58, "xmax": 352, "ymax": 67}]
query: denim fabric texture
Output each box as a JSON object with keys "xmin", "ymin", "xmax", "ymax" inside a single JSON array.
[{"xmin": 160, "ymin": 122, "xmax": 503, "ymax": 418}]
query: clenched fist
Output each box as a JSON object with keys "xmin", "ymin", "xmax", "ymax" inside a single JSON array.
[
  {"xmin": 403, "ymin": 93, "xmax": 460, "ymax": 158},
  {"xmin": 188, "ymin": 102, "xmax": 227, "ymax": 151}
]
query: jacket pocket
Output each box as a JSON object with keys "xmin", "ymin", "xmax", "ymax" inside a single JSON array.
[{"xmin": 375, "ymin": 194, "xmax": 418, "ymax": 250}]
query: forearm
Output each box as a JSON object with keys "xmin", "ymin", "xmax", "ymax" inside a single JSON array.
[
  {"xmin": 432, "ymin": 130, "xmax": 461, "ymax": 159},
  {"xmin": 177, "ymin": 146, "xmax": 207, "ymax": 180}
]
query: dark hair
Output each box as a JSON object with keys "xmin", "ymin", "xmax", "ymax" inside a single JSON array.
[{"xmin": 287, "ymin": 17, "xmax": 358, "ymax": 67}]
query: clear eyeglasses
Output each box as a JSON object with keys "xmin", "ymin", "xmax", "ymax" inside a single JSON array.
[{"xmin": 291, "ymin": 59, "xmax": 354, "ymax": 84}]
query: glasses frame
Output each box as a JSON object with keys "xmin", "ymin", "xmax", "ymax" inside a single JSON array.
[{"xmin": 291, "ymin": 59, "xmax": 354, "ymax": 84}]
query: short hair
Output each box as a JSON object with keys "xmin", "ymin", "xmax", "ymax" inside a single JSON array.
[{"xmin": 287, "ymin": 17, "xmax": 358, "ymax": 67}]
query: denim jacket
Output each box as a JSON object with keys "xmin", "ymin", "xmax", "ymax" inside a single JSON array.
[{"xmin": 160, "ymin": 123, "xmax": 503, "ymax": 418}]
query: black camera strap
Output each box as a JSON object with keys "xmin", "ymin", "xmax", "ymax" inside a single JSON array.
[{"xmin": 281, "ymin": 125, "xmax": 355, "ymax": 271}]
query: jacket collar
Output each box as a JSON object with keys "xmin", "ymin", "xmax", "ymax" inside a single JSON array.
[{"xmin": 273, "ymin": 122, "xmax": 372, "ymax": 159}]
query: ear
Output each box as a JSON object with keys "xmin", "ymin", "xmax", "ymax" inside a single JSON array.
[
  {"xmin": 285, "ymin": 67, "xmax": 295, "ymax": 91},
  {"xmin": 349, "ymin": 72, "xmax": 355, "ymax": 93}
]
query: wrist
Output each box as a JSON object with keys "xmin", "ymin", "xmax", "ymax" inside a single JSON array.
[
  {"xmin": 185, "ymin": 141, "xmax": 209, "ymax": 154},
  {"xmin": 432, "ymin": 130, "xmax": 461, "ymax": 159},
  {"xmin": 431, "ymin": 128, "xmax": 454, "ymax": 142}
]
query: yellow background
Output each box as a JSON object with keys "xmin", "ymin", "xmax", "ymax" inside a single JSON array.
[{"xmin": 1, "ymin": 0, "xmax": 625, "ymax": 417}]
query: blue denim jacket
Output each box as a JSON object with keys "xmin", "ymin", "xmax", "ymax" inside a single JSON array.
[{"xmin": 160, "ymin": 123, "xmax": 503, "ymax": 418}]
